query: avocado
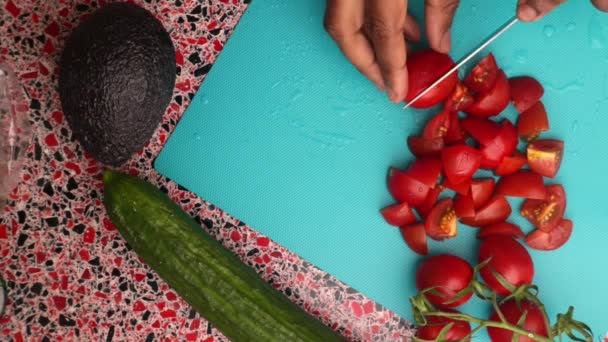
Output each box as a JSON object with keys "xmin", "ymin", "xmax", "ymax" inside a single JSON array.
[{"xmin": 58, "ymin": 2, "xmax": 176, "ymax": 166}]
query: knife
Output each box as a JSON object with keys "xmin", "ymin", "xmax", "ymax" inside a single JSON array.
[{"xmin": 404, "ymin": 16, "xmax": 519, "ymax": 109}]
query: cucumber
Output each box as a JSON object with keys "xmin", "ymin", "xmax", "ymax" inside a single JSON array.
[{"xmin": 103, "ymin": 170, "xmax": 345, "ymax": 342}]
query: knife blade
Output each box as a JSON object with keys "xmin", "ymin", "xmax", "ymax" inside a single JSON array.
[{"xmin": 403, "ymin": 16, "xmax": 519, "ymax": 109}]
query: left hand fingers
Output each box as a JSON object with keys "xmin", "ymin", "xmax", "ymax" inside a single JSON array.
[{"xmin": 516, "ymin": 0, "xmax": 567, "ymax": 21}]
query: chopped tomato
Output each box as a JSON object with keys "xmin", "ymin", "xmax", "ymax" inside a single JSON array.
[
  {"xmin": 454, "ymin": 193, "xmax": 475, "ymax": 218},
  {"xmin": 526, "ymin": 219, "xmax": 573, "ymax": 251},
  {"xmin": 464, "ymin": 70, "xmax": 511, "ymax": 117},
  {"xmin": 496, "ymin": 170, "xmax": 547, "ymax": 200},
  {"xmin": 388, "ymin": 168, "xmax": 430, "ymax": 206},
  {"xmin": 509, "ymin": 76, "xmax": 545, "ymax": 114},
  {"xmin": 406, "ymin": 50, "xmax": 458, "ymax": 109},
  {"xmin": 461, "ymin": 117, "xmax": 500, "ymax": 146},
  {"xmin": 464, "ymin": 53, "xmax": 499, "ymax": 93},
  {"xmin": 480, "ymin": 120, "xmax": 518, "ymax": 169},
  {"xmin": 443, "ymin": 176, "xmax": 471, "ymax": 196},
  {"xmin": 495, "ymin": 151, "xmax": 527, "ymax": 176},
  {"xmin": 423, "ymin": 110, "xmax": 451, "ymax": 140},
  {"xmin": 527, "ymin": 139, "xmax": 564, "ymax": 178},
  {"xmin": 381, "ymin": 202, "xmax": 417, "ymax": 227},
  {"xmin": 400, "ymin": 223, "xmax": 429, "ymax": 255},
  {"xmin": 445, "ymin": 83, "xmax": 474, "ymax": 112},
  {"xmin": 470, "ymin": 178, "xmax": 495, "ymax": 209},
  {"xmin": 521, "ymin": 184, "xmax": 566, "ymax": 232},
  {"xmin": 444, "ymin": 112, "xmax": 466, "ymax": 144},
  {"xmin": 407, "ymin": 158, "xmax": 442, "ymax": 188},
  {"xmin": 517, "ymin": 101, "xmax": 549, "ymax": 141},
  {"xmin": 442, "ymin": 146, "xmax": 482, "ymax": 185},
  {"xmin": 425, "ymin": 199, "xmax": 458, "ymax": 241},
  {"xmin": 461, "ymin": 195, "xmax": 511, "ymax": 227},
  {"xmin": 415, "ymin": 187, "xmax": 443, "ymax": 218},
  {"xmin": 478, "ymin": 222, "xmax": 525, "ymax": 239},
  {"xmin": 408, "ymin": 136, "xmax": 444, "ymax": 158}
]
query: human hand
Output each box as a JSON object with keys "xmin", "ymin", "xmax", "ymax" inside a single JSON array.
[
  {"xmin": 517, "ymin": 0, "xmax": 608, "ymax": 22},
  {"xmin": 324, "ymin": 0, "xmax": 460, "ymax": 103}
]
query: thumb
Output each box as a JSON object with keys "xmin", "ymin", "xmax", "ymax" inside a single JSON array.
[
  {"xmin": 425, "ymin": 0, "xmax": 460, "ymax": 53},
  {"xmin": 516, "ymin": 0, "xmax": 567, "ymax": 22}
]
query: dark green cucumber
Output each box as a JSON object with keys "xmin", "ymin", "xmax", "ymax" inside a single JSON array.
[{"xmin": 103, "ymin": 170, "xmax": 345, "ymax": 342}]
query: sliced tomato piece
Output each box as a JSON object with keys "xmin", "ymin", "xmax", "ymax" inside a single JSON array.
[
  {"xmin": 454, "ymin": 193, "xmax": 475, "ymax": 218},
  {"xmin": 470, "ymin": 178, "xmax": 495, "ymax": 209},
  {"xmin": 461, "ymin": 195, "xmax": 511, "ymax": 227},
  {"xmin": 400, "ymin": 223, "xmax": 429, "ymax": 255},
  {"xmin": 478, "ymin": 222, "xmax": 525, "ymax": 239},
  {"xmin": 381, "ymin": 202, "xmax": 417, "ymax": 227},
  {"xmin": 461, "ymin": 117, "xmax": 500, "ymax": 146},
  {"xmin": 425, "ymin": 199, "xmax": 458, "ymax": 241},
  {"xmin": 423, "ymin": 110, "xmax": 451, "ymax": 140},
  {"xmin": 517, "ymin": 101, "xmax": 549, "ymax": 141},
  {"xmin": 509, "ymin": 76, "xmax": 545, "ymax": 114},
  {"xmin": 388, "ymin": 168, "xmax": 431, "ymax": 206},
  {"xmin": 408, "ymin": 136, "xmax": 445, "ymax": 158},
  {"xmin": 445, "ymin": 83, "xmax": 474, "ymax": 112},
  {"xmin": 526, "ymin": 219, "xmax": 572, "ymax": 251},
  {"xmin": 527, "ymin": 139, "xmax": 564, "ymax": 178},
  {"xmin": 445, "ymin": 112, "xmax": 465, "ymax": 144},
  {"xmin": 480, "ymin": 120, "xmax": 518, "ymax": 169},
  {"xmin": 521, "ymin": 184, "xmax": 566, "ymax": 232},
  {"xmin": 415, "ymin": 187, "xmax": 443, "ymax": 219},
  {"xmin": 406, "ymin": 50, "xmax": 458, "ymax": 109},
  {"xmin": 442, "ymin": 146, "xmax": 482, "ymax": 185},
  {"xmin": 407, "ymin": 158, "xmax": 442, "ymax": 188},
  {"xmin": 464, "ymin": 70, "xmax": 511, "ymax": 117},
  {"xmin": 464, "ymin": 53, "xmax": 499, "ymax": 93},
  {"xmin": 443, "ymin": 176, "xmax": 471, "ymax": 196},
  {"xmin": 496, "ymin": 170, "xmax": 547, "ymax": 200},
  {"xmin": 495, "ymin": 151, "xmax": 527, "ymax": 176}
]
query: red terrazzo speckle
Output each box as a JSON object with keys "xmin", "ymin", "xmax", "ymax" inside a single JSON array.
[{"xmin": 0, "ymin": 0, "xmax": 415, "ymax": 341}]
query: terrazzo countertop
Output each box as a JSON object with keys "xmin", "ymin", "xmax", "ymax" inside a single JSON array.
[{"xmin": 0, "ymin": 0, "xmax": 414, "ymax": 340}]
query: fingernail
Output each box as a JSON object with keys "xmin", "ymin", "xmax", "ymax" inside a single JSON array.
[
  {"xmin": 388, "ymin": 88, "xmax": 399, "ymax": 103},
  {"xmin": 376, "ymin": 81, "xmax": 386, "ymax": 92},
  {"xmin": 439, "ymin": 29, "xmax": 452, "ymax": 53},
  {"xmin": 518, "ymin": 4, "xmax": 539, "ymax": 21}
]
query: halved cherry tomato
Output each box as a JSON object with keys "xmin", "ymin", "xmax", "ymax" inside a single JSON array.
[
  {"xmin": 442, "ymin": 146, "xmax": 482, "ymax": 185},
  {"xmin": 454, "ymin": 193, "xmax": 475, "ymax": 218},
  {"xmin": 406, "ymin": 50, "xmax": 458, "ymax": 109},
  {"xmin": 496, "ymin": 170, "xmax": 547, "ymax": 200},
  {"xmin": 423, "ymin": 110, "xmax": 450, "ymax": 140},
  {"xmin": 478, "ymin": 236, "xmax": 534, "ymax": 296},
  {"xmin": 526, "ymin": 219, "xmax": 573, "ymax": 251},
  {"xmin": 478, "ymin": 222, "xmax": 525, "ymax": 239},
  {"xmin": 407, "ymin": 158, "xmax": 442, "ymax": 188},
  {"xmin": 416, "ymin": 309, "xmax": 472, "ymax": 341},
  {"xmin": 461, "ymin": 117, "xmax": 500, "ymax": 146},
  {"xmin": 381, "ymin": 202, "xmax": 417, "ymax": 227},
  {"xmin": 408, "ymin": 136, "xmax": 444, "ymax": 158},
  {"xmin": 443, "ymin": 176, "xmax": 471, "ymax": 195},
  {"xmin": 517, "ymin": 101, "xmax": 549, "ymax": 141},
  {"xmin": 464, "ymin": 70, "xmax": 511, "ymax": 117},
  {"xmin": 520, "ymin": 184, "xmax": 566, "ymax": 232},
  {"xmin": 460, "ymin": 195, "xmax": 511, "ymax": 227},
  {"xmin": 444, "ymin": 112, "xmax": 466, "ymax": 144},
  {"xmin": 488, "ymin": 299, "xmax": 549, "ymax": 341},
  {"xmin": 444, "ymin": 83, "xmax": 474, "ymax": 112},
  {"xmin": 470, "ymin": 178, "xmax": 495, "ymax": 209},
  {"xmin": 388, "ymin": 168, "xmax": 430, "ymax": 206},
  {"xmin": 527, "ymin": 139, "xmax": 564, "ymax": 178},
  {"xmin": 480, "ymin": 120, "xmax": 518, "ymax": 169},
  {"xmin": 425, "ymin": 198, "xmax": 458, "ymax": 241},
  {"xmin": 415, "ymin": 187, "xmax": 443, "ymax": 219},
  {"xmin": 400, "ymin": 223, "xmax": 428, "ymax": 256},
  {"xmin": 495, "ymin": 151, "xmax": 527, "ymax": 176},
  {"xmin": 509, "ymin": 76, "xmax": 545, "ymax": 114},
  {"xmin": 416, "ymin": 255, "xmax": 473, "ymax": 307},
  {"xmin": 464, "ymin": 53, "xmax": 499, "ymax": 93}
]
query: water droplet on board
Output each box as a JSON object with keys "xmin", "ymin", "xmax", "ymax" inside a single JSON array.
[
  {"xmin": 545, "ymin": 79, "xmax": 584, "ymax": 93},
  {"xmin": 193, "ymin": 132, "xmax": 202, "ymax": 141},
  {"xmin": 470, "ymin": 5, "xmax": 477, "ymax": 12},
  {"xmin": 291, "ymin": 90, "xmax": 303, "ymax": 102},
  {"xmin": 514, "ymin": 49, "xmax": 528, "ymax": 64},
  {"xmin": 589, "ymin": 13, "xmax": 608, "ymax": 49},
  {"xmin": 543, "ymin": 25, "xmax": 555, "ymax": 38},
  {"xmin": 570, "ymin": 120, "xmax": 579, "ymax": 134},
  {"xmin": 566, "ymin": 22, "xmax": 576, "ymax": 32}
]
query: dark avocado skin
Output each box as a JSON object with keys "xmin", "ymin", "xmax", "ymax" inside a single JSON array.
[{"xmin": 59, "ymin": 2, "xmax": 176, "ymax": 166}]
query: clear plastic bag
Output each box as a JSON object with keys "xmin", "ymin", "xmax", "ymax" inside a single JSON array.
[{"xmin": 0, "ymin": 63, "xmax": 32, "ymax": 209}]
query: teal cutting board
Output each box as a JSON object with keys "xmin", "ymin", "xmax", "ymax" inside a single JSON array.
[{"xmin": 156, "ymin": 0, "xmax": 608, "ymax": 335}]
